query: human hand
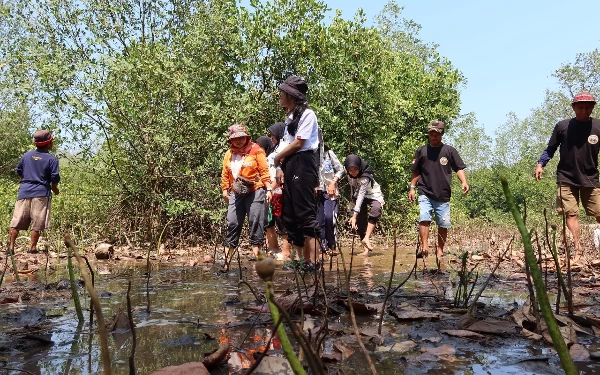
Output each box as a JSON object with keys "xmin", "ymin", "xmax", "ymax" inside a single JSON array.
[
  {"xmin": 534, "ymin": 164, "xmax": 543, "ymax": 181},
  {"xmin": 462, "ymin": 182, "xmax": 470, "ymax": 194},
  {"xmin": 408, "ymin": 188, "xmax": 415, "ymax": 202},
  {"xmin": 327, "ymin": 182, "xmax": 336, "ymax": 196},
  {"xmin": 266, "ymin": 190, "xmax": 272, "ymax": 204},
  {"xmin": 276, "ymin": 169, "xmax": 284, "ymax": 185},
  {"xmin": 222, "ymin": 190, "xmax": 230, "ymax": 203},
  {"xmin": 52, "ymin": 186, "xmax": 60, "ymax": 195},
  {"xmin": 348, "ymin": 215, "xmax": 357, "ymax": 230}
]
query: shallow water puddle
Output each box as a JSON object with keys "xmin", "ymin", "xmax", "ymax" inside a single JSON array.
[{"xmin": 0, "ymin": 248, "xmax": 599, "ymax": 374}]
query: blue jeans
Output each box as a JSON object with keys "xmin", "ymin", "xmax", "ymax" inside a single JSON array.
[{"xmin": 418, "ymin": 195, "xmax": 451, "ymax": 228}]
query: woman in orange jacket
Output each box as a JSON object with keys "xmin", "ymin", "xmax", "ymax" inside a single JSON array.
[{"xmin": 221, "ymin": 124, "xmax": 272, "ymax": 259}]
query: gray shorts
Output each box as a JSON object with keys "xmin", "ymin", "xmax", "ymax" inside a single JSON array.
[{"xmin": 10, "ymin": 197, "xmax": 52, "ymax": 231}]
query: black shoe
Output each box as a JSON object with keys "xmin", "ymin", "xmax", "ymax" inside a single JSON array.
[
  {"xmin": 27, "ymin": 248, "xmax": 39, "ymax": 254},
  {"xmin": 416, "ymin": 251, "xmax": 424, "ymax": 259}
]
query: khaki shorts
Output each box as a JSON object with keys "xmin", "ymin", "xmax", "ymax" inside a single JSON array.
[
  {"xmin": 10, "ymin": 197, "xmax": 52, "ymax": 231},
  {"xmin": 556, "ymin": 184, "xmax": 600, "ymax": 217}
]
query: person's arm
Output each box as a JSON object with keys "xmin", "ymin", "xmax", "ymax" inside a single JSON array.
[
  {"xmin": 50, "ymin": 157, "xmax": 60, "ymax": 195},
  {"xmin": 349, "ymin": 177, "xmax": 369, "ymax": 229},
  {"xmin": 535, "ymin": 123, "xmax": 560, "ymax": 180},
  {"xmin": 456, "ymin": 169, "xmax": 469, "ymax": 194},
  {"xmin": 256, "ymin": 150, "xmax": 273, "ymax": 204},
  {"xmin": 408, "ymin": 170, "xmax": 420, "ymax": 202},
  {"xmin": 449, "ymin": 148, "xmax": 469, "ymax": 194},
  {"xmin": 409, "ymin": 150, "xmax": 421, "ymax": 202},
  {"xmin": 220, "ymin": 152, "xmax": 231, "ymax": 202},
  {"xmin": 328, "ymin": 150, "xmax": 345, "ymax": 196}
]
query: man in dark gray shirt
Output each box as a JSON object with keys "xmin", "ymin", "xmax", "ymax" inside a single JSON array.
[
  {"xmin": 535, "ymin": 91, "xmax": 600, "ymax": 261},
  {"xmin": 409, "ymin": 121, "xmax": 469, "ymax": 258}
]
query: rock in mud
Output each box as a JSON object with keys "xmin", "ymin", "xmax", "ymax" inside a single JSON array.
[
  {"xmin": 0, "ymin": 306, "xmax": 46, "ymax": 326},
  {"xmin": 149, "ymin": 362, "xmax": 210, "ymax": 375},
  {"xmin": 95, "ymin": 243, "xmax": 114, "ymax": 260}
]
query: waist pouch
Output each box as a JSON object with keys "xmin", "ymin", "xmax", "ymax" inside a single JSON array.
[{"xmin": 232, "ymin": 176, "xmax": 255, "ymax": 195}]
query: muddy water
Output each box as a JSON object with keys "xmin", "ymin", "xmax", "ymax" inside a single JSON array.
[{"xmin": 1, "ymin": 247, "xmax": 599, "ymax": 375}]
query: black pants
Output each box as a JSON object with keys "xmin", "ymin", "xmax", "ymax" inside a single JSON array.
[
  {"xmin": 355, "ymin": 198, "xmax": 382, "ymax": 241},
  {"xmin": 282, "ymin": 150, "xmax": 320, "ymax": 247}
]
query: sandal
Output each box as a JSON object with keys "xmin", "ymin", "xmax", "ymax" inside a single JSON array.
[{"xmin": 361, "ymin": 240, "xmax": 373, "ymax": 251}]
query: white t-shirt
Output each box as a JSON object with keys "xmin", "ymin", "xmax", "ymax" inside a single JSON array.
[
  {"xmin": 230, "ymin": 154, "xmax": 244, "ymax": 179},
  {"xmin": 283, "ymin": 108, "xmax": 320, "ymax": 152}
]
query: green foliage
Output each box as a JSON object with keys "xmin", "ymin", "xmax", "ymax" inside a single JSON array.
[{"xmin": 1, "ymin": 0, "xmax": 463, "ymax": 243}]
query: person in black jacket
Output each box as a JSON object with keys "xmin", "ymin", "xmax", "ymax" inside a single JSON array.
[{"xmin": 535, "ymin": 91, "xmax": 600, "ymax": 262}]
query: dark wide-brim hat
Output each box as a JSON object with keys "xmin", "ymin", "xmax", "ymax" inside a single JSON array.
[
  {"xmin": 33, "ymin": 130, "xmax": 54, "ymax": 147},
  {"xmin": 278, "ymin": 76, "xmax": 308, "ymax": 101}
]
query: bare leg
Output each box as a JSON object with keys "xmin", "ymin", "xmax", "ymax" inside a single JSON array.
[
  {"xmin": 281, "ymin": 234, "xmax": 291, "ymax": 260},
  {"xmin": 303, "ymin": 236, "xmax": 318, "ymax": 263},
  {"xmin": 419, "ymin": 221, "xmax": 431, "ymax": 256},
  {"xmin": 265, "ymin": 227, "xmax": 279, "ymax": 251},
  {"xmin": 30, "ymin": 230, "xmax": 41, "ymax": 252},
  {"xmin": 9, "ymin": 228, "xmax": 19, "ymax": 251},
  {"xmin": 565, "ymin": 215, "xmax": 582, "ymax": 262},
  {"xmin": 251, "ymin": 244, "xmax": 260, "ymax": 258},
  {"xmin": 437, "ymin": 227, "xmax": 448, "ymax": 256},
  {"xmin": 359, "ymin": 223, "xmax": 375, "ymax": 256}
]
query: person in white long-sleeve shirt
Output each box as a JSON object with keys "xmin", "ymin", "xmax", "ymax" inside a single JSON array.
[{"xmin": 344, "ymin": 154, "xmax": 384, "ymax": 256}]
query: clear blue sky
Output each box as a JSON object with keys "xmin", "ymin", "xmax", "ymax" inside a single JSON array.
[{"xmin": 323, "ymin": 0, "xmax": 600, "ymax": 136}]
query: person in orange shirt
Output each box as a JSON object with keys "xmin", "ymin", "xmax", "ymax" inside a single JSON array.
[{"xmin": 221, "ymin": 124, "xmax": 272, "ymax": 259}]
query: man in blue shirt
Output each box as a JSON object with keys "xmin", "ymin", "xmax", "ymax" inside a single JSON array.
[{"xmin": 8, "ymin": 130, "xmax": 60, "ymax": 254}]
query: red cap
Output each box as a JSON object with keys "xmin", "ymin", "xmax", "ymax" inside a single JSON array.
[
  {"xmin": 572, "ymin": 91, "xmax": 596, "ymax": 104},
  {"xmin": 33, "ymin": 130, "xmax": 54, "ymax": 147}
]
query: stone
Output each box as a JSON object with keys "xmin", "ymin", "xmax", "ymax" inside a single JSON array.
[{"xmin": 95, "ymin": 243, "xmax": 114, "ymax": 260}]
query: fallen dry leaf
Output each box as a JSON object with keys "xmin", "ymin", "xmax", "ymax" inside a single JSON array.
[
  {"xmin": 440, "ymin": 330, "xmax": 485, "ymax": 339},
  {"xmin": 333, "ymin": 341, "xmax": 354, "ymax": 361},
  {"xmin": 466, "ymin": 319, "xmax": 519, "ymax": 335},
  {"xmin": 377, "ymin": 340, "xmax": 418, "ymax": 354},
  {"xmin": 570, "ymin": 344, "xmax": 590, "ymax": 361},
  {"xmin": 521, "ymin": 328, "xmax": 543, "ymax": 341},
  {"xmin": 422, "ymin": 336, "xmax": 442, "ymax": 343},
  {"xmin": 420, "ymin": 344, "xmax": 456, "ymax": 356},
  {"xmin": 389, "ymin": 306, "xmax": 441, "ymax": 321}
]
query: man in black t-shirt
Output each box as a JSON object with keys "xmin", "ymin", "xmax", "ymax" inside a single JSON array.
[
  {"xmin": 409, "ymin": 121, "xmax": 469, "ymax": 257},
  {"xmin": 535, "ymin": 91, "xmax": 600, "ymax": 261}
]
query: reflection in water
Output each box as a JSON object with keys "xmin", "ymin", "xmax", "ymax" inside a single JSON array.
[{"xmin": 0, "ymin": 252, "xmax": 598, "ymax": 375}]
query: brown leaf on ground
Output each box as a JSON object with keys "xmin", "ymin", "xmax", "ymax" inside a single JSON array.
[
  {"xmin": 466, "ymin": 319, "xmax": 519, "ymax": 335},
  {"xmin": 420, "ymin": 344, "xmax": 456, "ymax": 356},
  {"xmin": 377, "ymin": 340, "xmax": 418, "ymax": 354},
  {"xmin": 422, "ymin": 336, "xmax": 442, "ymax": 343},
  {"xmin": 440, "ymin": 330, "xmax": 485, "ymax": 339},
  {"xmin": 149, "ymin": 362, "xmax": 210, "ymax": 375},
  {"xmin": 521, "ymin": 328, "xmax": 543, "ymax": 341},
  {"xmin": 554, "ymin": 314, "xmax": 594, "ymax": 336},
  {"xmin": 570, "ymin": 344, "xmax": 590, "ymax": 361},
  {"xmin": 542, "ymin": 322, "xmax": 577, "ymax": 346},
  {"xmin": 388, "ymin": 306, "xmax": 441, "ymax": 321},
  {"xmin": 333, "ymin": 341, "xmax": 354, "ymax": 361},
  {"xmin": 512, "ymin": 301, "xmax": 536, "ymax": 328}
]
